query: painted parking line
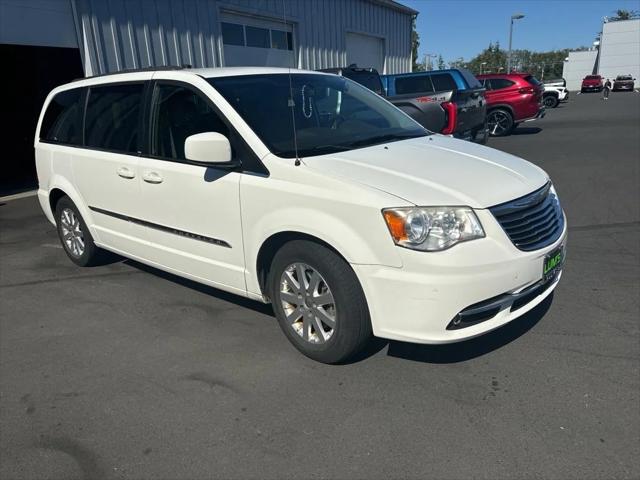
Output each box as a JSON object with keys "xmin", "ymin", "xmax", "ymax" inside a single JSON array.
[{"xmin": 0, "ymin": 190, "xmax": 37, "ymax": 202}]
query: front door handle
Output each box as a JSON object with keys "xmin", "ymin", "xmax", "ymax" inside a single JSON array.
[
  {"xmin": 142, "ymin": 171, "xmax": 163, "ymax": 184},
  {"xmin": 117, "ymin": 166, "xmax": 135, "ymax": 179}
]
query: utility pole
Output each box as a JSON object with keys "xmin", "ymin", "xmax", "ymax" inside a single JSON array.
[{"xmin": 507, "ymin": 13, "xmax": 525, "ymax": 73}]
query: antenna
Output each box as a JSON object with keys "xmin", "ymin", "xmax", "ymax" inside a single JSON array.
[{"xmin": 282, "ymin": 0, "xmax": 300, "ymax": 165}]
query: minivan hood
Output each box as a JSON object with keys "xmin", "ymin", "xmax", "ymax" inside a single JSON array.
[{"xmin": 302, "ymin": 135, "xmax": 548, "ymax": 208}]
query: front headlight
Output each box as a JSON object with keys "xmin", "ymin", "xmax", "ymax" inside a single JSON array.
[{"xmin": 382, "ymin": 206, "xmax": 485, "ymax": 251}]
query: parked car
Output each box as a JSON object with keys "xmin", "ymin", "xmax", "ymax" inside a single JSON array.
[
  {"xmin": 476, "ymin": 73, "xmax": 545, "ymax": 136},
  {"xmin": 35, "ymin": 67, "xmax": 566, "ymax": 364},
  {"xmin": 381, "ymin": 69, "xmax": 488, "ymax": 143},
  {"xmin": 322, "ymin": 66, "xmax": 488, "ymax": 143},
  {"xmin": 543, "ymin": 78, "xmax": 566, "ymax": 88},
  {"xmin": 613, "ymin": 75, "xmax": 636, "ymax": 91},
  {"xmin": 542, "ymin": 83, "xmax": 569, "ymax": 108},
  {"xmin": 581, "ymin": 75, "xmax": 603, "ymax": 92}
]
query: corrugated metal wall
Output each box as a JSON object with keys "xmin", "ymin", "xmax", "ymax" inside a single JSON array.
[{"xmin": 72, "ymin": 0, "xmax": 413, "ymax": 76}]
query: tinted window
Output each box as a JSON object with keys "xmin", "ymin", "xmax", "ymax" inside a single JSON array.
[
  {"xmin": 41, "ymin": 88, "xmax": 84, "ymax": 145},
  {"xmin": 481, "ymin": 79, "xmax": 492, "ymax": 90},
  {"xmin": 221, "ymin": 22, "xmax": 244, "ymax": 46},
  {"xmin": 431, "ymin": 74, "xmax": 457, "ymax": 91},
  {"xmin": 271, "ymin": 29, "xmax": 292, "ymax": 50},
  {"xmin": 245, "ymin": 26, "xmax": 270, "ymax": 48},
  {"xmin": 395, "ymin": 75, "xmax": 434, "ymax": 95},
  {"xmin": 85, "ymin": 84, "xmax": 143, "ymax": 154},
  {"xmin": 151, "ymin": 84, "xmax": 229, "ymax": 161},
  {"xmin": 342, "ymin": 71, "xmax": 384, "ymax": 95},
  {"xmin": 490, "ymin": 78, "xmax": 515, "ymax": 90}
]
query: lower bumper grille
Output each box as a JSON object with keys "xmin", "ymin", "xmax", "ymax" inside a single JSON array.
[{"xmin": 489, "ymin": 182, "xmax": 564, "ymax": 251}]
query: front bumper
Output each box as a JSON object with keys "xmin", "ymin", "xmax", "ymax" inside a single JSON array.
[
  {"xmin": 581, "ymin": 85, "xmax": 602, "ymax": 91},
  {"xmin": 353, "ymin": 209, "xmax": 567, "ymax": 344}
]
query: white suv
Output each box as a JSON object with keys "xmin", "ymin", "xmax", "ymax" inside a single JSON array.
[{"xmin": 35, "ymin": 67, "xmax": 567, "ymax": 363}]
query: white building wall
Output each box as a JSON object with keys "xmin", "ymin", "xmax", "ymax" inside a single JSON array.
[
  {"xmin": 598, "ymin": 18, "xmax": 640, "ymax": 84},
  {"xmin": 562, "ymin": 50, "xmax": 598, "ymax": 91}
]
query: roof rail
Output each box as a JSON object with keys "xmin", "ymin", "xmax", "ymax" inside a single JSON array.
[{"xmin": 73, "ymin": 64, "xmax": 192, "ymax": 82}]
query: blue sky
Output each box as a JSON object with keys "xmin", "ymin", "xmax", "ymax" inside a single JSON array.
[{"xmin": 401, "ymin": 0, "xmax": 640, "ymax": 63}]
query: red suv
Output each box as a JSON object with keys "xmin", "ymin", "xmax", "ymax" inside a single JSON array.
[
  {"xmin": 476, "ymin": 73, "xmax": 545, "ymax": 136},
  {"xmin": 581, "ymin": 75, "xmax": 603, "ymax": 93}
]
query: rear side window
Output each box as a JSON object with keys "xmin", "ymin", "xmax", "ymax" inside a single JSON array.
[
  {"xmin": 85, "ymin": 83, "xmax": 144, "ymax": 154},
  {"xmin": 395, "ymin": 75, "xmax": 434, "ymax": 95},
  {"xmin": 431, "ymin": 74, "xmax": 457, "ymax": 92},
  {"xmin": 41, "ymin": 88, "xmax": 84, "ymax": 145},
  {"xmin": 490, "ymin": 78, "xmax": 515, "ymax": 90}
]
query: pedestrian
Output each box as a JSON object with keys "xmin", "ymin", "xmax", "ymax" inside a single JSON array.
[{"xmin": 603, "ymin": 78, "xmax": 612, "ymax": 100}]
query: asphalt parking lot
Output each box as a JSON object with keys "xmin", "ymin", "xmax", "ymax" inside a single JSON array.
[{"xmin": 1, "ymin": 91, "xmax": 639, "ymax": 480}]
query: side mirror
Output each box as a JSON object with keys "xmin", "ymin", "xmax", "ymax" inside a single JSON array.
[{"xmin": 184, "ymin": 132, "xmax": 233, "ymax": 165}]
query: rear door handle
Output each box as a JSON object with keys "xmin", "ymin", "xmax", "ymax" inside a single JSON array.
[
  {"xmin": 142, "ymin": 171, "xmax": 163, "ymax": 184},
  {"xmin": 117, "ymin": 166, "xmax": 135, "ymax": 179}
]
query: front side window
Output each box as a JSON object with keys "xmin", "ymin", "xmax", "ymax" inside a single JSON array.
[
  {"xmin": 209, "ymin": 73, "xmax": 427, "ymax": 158},
  {"xmin": 151, "ymin": 83, "xmax": 229, "ymax": 161},
  {"xmin": 41, "ymin": 88, "xmax": 84, "ymax": 145},
  {"xmin": 85, "ymin": 83, "xmax": 143, "ymax": 154}
]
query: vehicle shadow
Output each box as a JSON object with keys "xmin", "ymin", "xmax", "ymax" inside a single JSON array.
[
  {"xmin": 512, "ymin": 126, "xmax": 542, "ymax": 135},
  {"xmin": 122, "ymin": 259, "xmax": 275, "ymax": 317},
  {"xmin": 385, "ymin": 293, "xmax": 553, "ymax": 364}
]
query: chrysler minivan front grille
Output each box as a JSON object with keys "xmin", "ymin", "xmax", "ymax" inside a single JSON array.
[{"xmin": 489, "ymin": 182, "xmax": 564, "ymax": 251}]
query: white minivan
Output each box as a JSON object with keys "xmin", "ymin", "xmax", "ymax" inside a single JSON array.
[{"xmin": 35, "ymin": 67, "xmax": 566, "ymax": 363}]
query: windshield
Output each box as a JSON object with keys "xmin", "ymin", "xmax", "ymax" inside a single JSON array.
[
  {"xmin": 616, "ymin": 75, "xmax": 632, "ymax": 80},
  {"xmin": 585, "ymin": 75, "xmax": 601, "ymax": 80},
  {"xmin": 208, "ymin": 73, "xmax": 427, "ymax": 158}
]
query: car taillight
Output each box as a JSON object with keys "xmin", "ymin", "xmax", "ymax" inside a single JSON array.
[
  {"xmin": 518, "ymin": 86, "xmax": 535, "ymax": 94},
  {"xmin": 441, "ymin": 101, "xmax": 457, "ymax": 135}
]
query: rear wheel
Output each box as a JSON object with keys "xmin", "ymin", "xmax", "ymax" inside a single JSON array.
[
  {"xmin": 55, "ymin": 196, "xmax": 107, "ymax": 267},
  {"xmin": 268, "ymin": 240, "xmax": 372, "ymax": 364},
  {"xmin": 487, "ymin": 109, "xmax": 514, "ymax": 137},
  {"xmin": 543, "ymin": 94, "xmax": 559, "ymax": 108}
]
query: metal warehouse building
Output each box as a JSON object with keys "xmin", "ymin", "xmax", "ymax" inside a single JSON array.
[
  {"xmin": 562, "ymin": 17, "xmax": 640, "ymax": 91},
  {"xmin": 0, "ymin": 0, "xmax": 415, "ymax": 189}
]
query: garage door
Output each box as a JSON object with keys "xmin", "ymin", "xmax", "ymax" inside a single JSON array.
[
  {"xmin": 346, "ymin": 33, "xmax": 384, "ymax": 72},
  {"xmin": 220, "ymin": 12, "xmax": 295, "ymax": 68}
]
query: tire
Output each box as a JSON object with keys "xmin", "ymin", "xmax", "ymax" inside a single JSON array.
[
  {"xmin": 543, "ymin": 94, "xmax": 559, "ymax": 108},
  {"xmin": 268, "ymin": 240, "xmax": 372, "ymax": 364},
  {"xmin": 487, "ymin": 108, "xmax": 514, "ymax": 137},
  {"xmin": 55, "ymin": 196, "xmax": 107, "ymax": 267}
]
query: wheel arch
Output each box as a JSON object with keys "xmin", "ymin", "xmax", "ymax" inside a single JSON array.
[
  {"xmin": 487, "ymin": 103, "xmax": 515, "ymax": 116},
  {"xmin": 255, "ymin": 231, "xmax": 351, "ymax": 300}
]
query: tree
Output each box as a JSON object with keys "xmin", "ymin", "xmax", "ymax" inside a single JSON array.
[
  {"xmin": 411, "ymin": 17, "xmax": 423, "ymax": 72},
  {"xmin": 610, "ymin": 9, "xmax": 639, "ymax": 20},
  {"xmin": 437, "ymin": 54, "xmax": 446, "ymax": 70}
]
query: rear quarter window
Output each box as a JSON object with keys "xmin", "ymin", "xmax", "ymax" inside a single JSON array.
[
  {"xmin": 394, "ymin": 75, "xmax": 434, "ymax": 95},
  {"xmin": 431, "ymin": 74, "xmax": 457, "ymax": 92},
  {"xmin": 41, "ymin": 88, "xmax": 84, "ymax": 145},
  {"xmin": 490, "ymin": 78, "xmax": 515, "ymax": 90}
]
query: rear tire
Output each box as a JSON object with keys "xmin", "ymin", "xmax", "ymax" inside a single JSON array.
[
  {"xmin": 487, "ymin": 108, "xmax": 514, "ymax": 137},
  {"xmin": 268, "ymin": 240, "xmax": 372, "ymax": 364},
  {"xmin": 55, "ymin": 196, "xmax": 107, "ymax": 267}
]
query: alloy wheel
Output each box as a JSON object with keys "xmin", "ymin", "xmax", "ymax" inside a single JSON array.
[
  {"xmin": 60, "ymin": 207, "xmax": 85, "ymax": 257},
  {"xmin": 487, "ymin": 110, "xmax": 512, "ymax": 136},
  {"xmin": 279, "ymin": 262, "xmax": 336, "ymax": 344}
]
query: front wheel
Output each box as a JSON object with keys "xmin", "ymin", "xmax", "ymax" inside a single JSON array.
[
  {"xmin": 487, "ymin": 109, "xmax": 514, "ymax": 137},
  {"xmin": 268, "ymin": 240, "xmax": 372, "ymax": 364},
  {"xmin": 543, "ymin": 95, "xmax": 559, "ymax": 108}
]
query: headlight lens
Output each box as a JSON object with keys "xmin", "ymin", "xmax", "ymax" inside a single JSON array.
[{"xmin": 382, "ymin": 206, "xmax": 485, "ymax": 251}]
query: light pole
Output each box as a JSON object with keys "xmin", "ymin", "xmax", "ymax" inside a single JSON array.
[
  {"xmin": 424, "ymin": 53, "xmax": 437, "ymax": 71},
  {"xmin": 507, "ymin": 13, "xmax": 525, "ymax": 73},
  {"xmin": 480, "ymin": 61, "xmax": 487, "ymax": 74}
]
